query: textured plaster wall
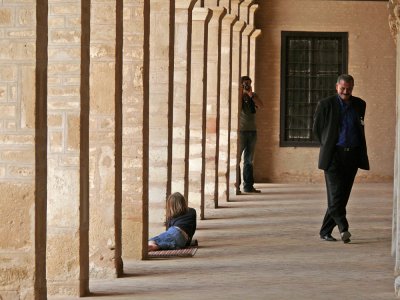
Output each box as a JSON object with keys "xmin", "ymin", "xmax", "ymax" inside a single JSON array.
[{"xmin": 253, "ymin": 0, "xmax": 396, "ymax": 183}]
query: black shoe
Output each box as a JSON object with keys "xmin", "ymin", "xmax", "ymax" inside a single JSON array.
[
  {"xmin": 234, "ymin": 183, "xmax": 241, "ymax": 195},
  {"xmin": 341, "ymin": 231, "xmax": 351, "ymax": 243},
  {"xmin": 244, "ymin": 187, "xmax": 261, "ymax": 193},
  {"xmin": 320, "ymin": 234, "xmax": 337, "ymax": 241}
]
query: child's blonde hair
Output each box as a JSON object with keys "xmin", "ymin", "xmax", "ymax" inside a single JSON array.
[{"xmin": 166, "ymin": 192, "xmax": 188, "ymax": 222}]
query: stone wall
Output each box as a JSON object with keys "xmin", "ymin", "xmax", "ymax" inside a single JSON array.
[{"xmin": 254, "ymin": 0, "xmax": 396, "ymax": 183}]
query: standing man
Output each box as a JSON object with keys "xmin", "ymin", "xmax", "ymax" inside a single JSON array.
[
  {"xmin": 313, "ymin": 74, "xmax": 369, "ymax": 243},
  {"xmin": 236, "ymin": 76, "xmax": 263, "ymax": 195}
]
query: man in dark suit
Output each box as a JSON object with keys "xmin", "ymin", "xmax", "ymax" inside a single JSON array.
[{"xmin": 313, "ymin": 74, "xmax": 369, "ymax": 243}]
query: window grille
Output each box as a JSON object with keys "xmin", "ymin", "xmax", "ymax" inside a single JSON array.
[{"xmin": 280, "ymin": 32, "xmax": 348, "ymax": 146}]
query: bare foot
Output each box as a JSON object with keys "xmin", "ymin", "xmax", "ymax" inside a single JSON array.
[{"xmin": 148, "ymin": 242, "xmax": 159, "ymax": 252}]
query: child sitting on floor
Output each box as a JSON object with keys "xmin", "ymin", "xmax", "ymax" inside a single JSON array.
[{"xmin": 148, "ymin": 192, "xmax": 197, "ymax": 251}]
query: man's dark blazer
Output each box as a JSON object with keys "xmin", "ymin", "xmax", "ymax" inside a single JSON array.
[{"xmin": 313, "ymin": 94, "xmax": 370, "ymax": 171}]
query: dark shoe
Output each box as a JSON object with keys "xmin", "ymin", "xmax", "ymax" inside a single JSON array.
[
  {"xmin": 244, "ymin": 187, "xmax": 261, "ymax": 193},
  {"xmin": 341, "ymin": 231, "xmax": 351, "ymax": 243},
  {"xmin": 320, "ymin": 234, "xmax": 337, "ymax": 241},
  {"xmin": 234, "ymin": 183, "xmax": 241, "ymax": 195}
]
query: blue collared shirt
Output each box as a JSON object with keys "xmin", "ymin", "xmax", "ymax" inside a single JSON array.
[{"xmin": 336, "ymin": 95, "xmax": 361, "ymax": 147}]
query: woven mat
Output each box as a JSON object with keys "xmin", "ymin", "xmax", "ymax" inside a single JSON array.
[{"xmin": 148, "ymin": 246, "xmax": 198, "ymax": 258}]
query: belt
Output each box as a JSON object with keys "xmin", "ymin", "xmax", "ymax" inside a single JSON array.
[{"xmin": 336, "ymin": 146, "xmax": 360, "ymax": 152}]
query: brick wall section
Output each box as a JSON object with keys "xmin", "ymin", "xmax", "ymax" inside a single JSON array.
[{"xmin": 253, "ymin": 0, "xmax": 396, "ymax": 183}]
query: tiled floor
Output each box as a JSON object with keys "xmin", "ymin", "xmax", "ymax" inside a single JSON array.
[{"xmin": 52, "ymin": 183, "xmax": 396, "ymax": 300}]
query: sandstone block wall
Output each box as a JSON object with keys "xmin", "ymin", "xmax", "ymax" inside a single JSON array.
[{"xmin": 253, "ymin": 0, "xmax": 396, "ymax": 183}]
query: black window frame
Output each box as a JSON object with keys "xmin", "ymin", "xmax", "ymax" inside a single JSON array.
[{"xmin": 280, "ymin": 31, "xmax": 348, "ymax": 147}]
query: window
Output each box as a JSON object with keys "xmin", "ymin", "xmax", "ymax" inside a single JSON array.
[{"xmin": 280, "ymin": 31, "xmax": 348, "ymax": 146}]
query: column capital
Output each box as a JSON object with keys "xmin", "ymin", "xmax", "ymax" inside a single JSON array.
[
  {"xmin": 242, "ymin": 24, "xmax": 254, "ymax": 36},
  {"xmin": 239, "ymin": 0, "xmax": 253, "ymax": 23},
  {"xmin": 230, "ymin": 0, "xmax": 241, "ymax": 17},
  {"xmin": 233, "ymin": 19, "xmax": 246, "ymax": 33},
  {"xmin": 209, "ymin": 6, "xmax": 227, "ymax": 21},
  {"xmin": 249, "ymin": 28, "xmax": 261, "ymax": 40},
  {"xmin": 388, "ymin": 0, "xmax": 400, "ymax": 43},
  {"xmin": 249, "ymin": 3, "xmax": 259, "ymax": 14},
  {"xmin": 222, "ymin": 13, "xmax": 238, "ymax": 26},
  {"xmin": 192, "ymin": 7, "xmax": 212, "ymax": 21},
  {"xmin": 249, "ymin": 4, "xmax": 259, "ymax": 25}
]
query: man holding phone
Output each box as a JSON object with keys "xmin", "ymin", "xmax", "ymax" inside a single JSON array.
[{"xmin": 236, "ymin": 76, "xmax": 264, "ymax": 194}]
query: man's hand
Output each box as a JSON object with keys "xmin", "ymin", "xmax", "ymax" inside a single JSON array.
[{"xmin": 252, "ymin": 92, "xmax": 263, "ymax": 109}]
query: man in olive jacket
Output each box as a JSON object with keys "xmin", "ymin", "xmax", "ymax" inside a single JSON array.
[{"xmin": 313, "ymin": 74, "xmax": 369, "ymax": 243}]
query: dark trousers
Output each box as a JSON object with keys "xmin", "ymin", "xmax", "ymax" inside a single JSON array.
[
  {"xmin": 320, "ymin": 147, "xmax": 359, "ymax": 236},
  {"xmin": 237, "ymin": 131, "xmax": 257, "ymax": 191}
]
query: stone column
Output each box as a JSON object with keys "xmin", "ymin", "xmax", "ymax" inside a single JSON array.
[
  {"xmin": 171, "ymin": 0, "xmax": 197, "ymax": 198},
  {"xmin": 395, "ymin": 54, "xmax": 400, "ymax": 293},
  {"xmin": 189, "ymin": 8, "xmax": 212, "ymax": 219},
  {"xmin": 89, "ymin": 0, "xmax": 120, "ymax": 279},
  {"xmin": 219, "ymin": 0, "xmax": 231, "ymax": 13},
  {"xmin": 249, "ymin": 29, "xmax": 261, "ymax": 90},
  {"xmin": 239, "ymin": 0, "xmax": 253, "ymax": 23},
  {"xmin": 230, "ymin": 0, "xmax": 241, "ymax": 18},
  {"xmin": 248, "ymin": 4, "xmax": 259, "ymax": 84},
  {"xmin": 0, "ymin": 1, "xmax": 47, "ymax": 298},
  {"xmin": 121, "ymin": 0, "xmax": 150, "ymax": 260},
  {"xmin": 388, "ymin": 0, "xmax": 400, "ymax": 295},
  {"xmin": 241, "ymin": 25, "xmax": 254, "ymax": 77},
  {"xmin": 249, "ymin": 2, "xmax": 258, "ymax": 26},
  {"xmin": 204, "ymin": 7, "xmax": 226, "ymax": 210},
  {"xmin": 240, "ymin": 0, "xmax": 254, "ymax": 77},
  {"xmin": 229, "ymin": 20, "xmax": 245, "ymax": 196},
  {"xmin": 148, "ymin": 0, "xmax": 173, "ymax": 237},
  {"xmin": 218, "ymin": 13, "xmax": 237, "ymax": 203},
  {"xmin": 47, "ymin": 0, "xmax": 90, "ymax": 296}
]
